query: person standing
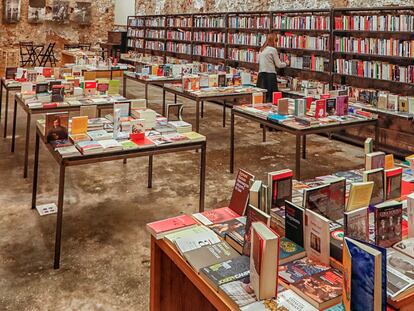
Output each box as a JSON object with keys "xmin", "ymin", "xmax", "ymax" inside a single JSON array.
[{"xmin": 257, "ymin": 33, "xmax": 289, "ymax": 103}]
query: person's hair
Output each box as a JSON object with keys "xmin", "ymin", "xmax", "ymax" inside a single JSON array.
[{"xmin": 260, "ymin": 33, "xmax": 278, "ymax": 52}]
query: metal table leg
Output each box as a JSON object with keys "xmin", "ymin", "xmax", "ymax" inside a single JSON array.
[
  {"xmin": 148, "ymin": 155, "xmax": 153, "ymax": 188},
  {"xmin": 302, "ymin": 135, "xmax": 306, "ymax": 159},
  {"xmin": 222, "ymin": 101, "xmax": 226, "ymax": 127},
  {"xmin": 145, "ymin": 83, "xmax": 148, "ymax": 103},
  {"xmin": 24, "ymin": 113, "xmax": 31, "ymax": 178},
  {"xmin": 54, "ymin": 165, "xmax": 66, "ymax": 269},
  {"xmin": 195, "ymin": 99, "xmax": 200, "ymax": 133},
  {"xmin": 230, "ymin": 109, "xmax": 235, "ymax": 174},
  {"xmin": 162, "ymin": 88, "xmax": 166, "ymax": 116},
  {"xmin": 295, "ymin": 135, "xmax": 301, "ymax": 180},
  {"xmin": 122, "ymin": 75, "xmax": 127, "ymax": 97},
  {"xmin": 4, "ymin": 88, "xmax": 9, "ymax": 138},
  {"xmin": 262, "ymin": 126, "xmax": 267, "ymax": 142},
  {"xmin": 199, "ymin": 142, "xmax": 207, "ymax": 212},
  {"xmin": 0, "ymin": 80, "xmax": 3, "ymax": 121},
  {"xmin": 31, "ymin": 133, "xmax": 40, "ymax": 209},
  {"xmin": 201, "ymin": 101, "xmax": 204, "ymax": 118},
  {"xmin": 11, "ymin": 98, "xmax": 17, "ymax": 152}
]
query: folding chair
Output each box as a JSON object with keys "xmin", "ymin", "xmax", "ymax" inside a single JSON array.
[
  {"xmin": 19, "ymin": 41, "xmax": 34, "ymax": 67},
  {"xmin": 39, "ymin": 43, "xmax": 57, "ymax": 67}
]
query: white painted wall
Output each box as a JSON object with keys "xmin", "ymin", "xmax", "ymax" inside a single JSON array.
[{"xmin": 114, "ymin": 0, "xmax": 135, "ymax": 25}]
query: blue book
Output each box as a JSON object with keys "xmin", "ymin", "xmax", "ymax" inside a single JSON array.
[
  {"xmin": 279, "ymin": 237, "xmax": 306, "ymax": 264},
  {"xmin": 267, "ymin": 113, "xmax": 288, "ymax": 123},
  {"xmin": 343, "ymin": 237, "xmax": 386, "ymax": 311},
  {"xmin": 325, "ymin": 303, "xmax": 345, "ymax": 311}
]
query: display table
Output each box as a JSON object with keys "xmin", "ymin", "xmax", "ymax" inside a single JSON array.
[
  {"xmin": 150, "ymin": 236, "xmax": 234, "ymax": 311},
  {"xmin": 11, "ymin": 94, "xmax": 128, "ymax": 178},
  {"xmin": 122, "ymin": 72, "xmax": 181, "ymax": 104},
  {"xmin": 230, "ymin": 107, "xmax": 379, "ymax": 179},
  {"xmin": 163, "ymin": 84, "xmax": 267, "ymax": 133},
  {"xmin": 33, "ymin": 125, "xmax": 207, "ymax": 269},
  {"xmin": 0, "ymin": 78, "xmax": 21, "ymax": 137},
  {"xmin": 61, "ymin": 50, "xmax": 98, "ymax": 65}
]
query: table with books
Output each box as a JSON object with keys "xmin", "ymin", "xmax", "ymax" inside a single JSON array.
[
  {"xmin": 32, "ymin": 111, "xmax": 207, "ymax": 269},
  {"xmin": 12, "ymin": 92, "xmax": 134, "ymax": 178},
  {"xmin": 147, "ymin": 162, "xmax": 414, "ymax": 311},
  {"xmin": 230, "ymin": 103, "xmax": 379, "ymax": 179},
  {"xmin": 122, "ymin": 71, "xmax": 182, "ymax": 105},
  {"xmin": 0, "ymin": 78, "xmax": 22, "ymax": 136},
  {"xmin": 163, "ymin": 83, "xmax": 267, "ymax": 133}
]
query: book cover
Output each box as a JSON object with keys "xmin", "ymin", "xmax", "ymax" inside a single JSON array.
[
  {"xmin": 229, "ymin": 169, "xmax": 254, "ymax": 215},
  {"xmin": 384, "ymin": 154, "xmax": 395, "ymax": 170},
  {"xmin": 375, "ymin": 201, "xmax": 403, "ymax": 248},
  {"xmin": 336, "ymin": 95, "xmax": 348, "ymax": 116},
  {"xmin": 249, "ymin": 180, "xmax": 263, "ymax": 210},
  {"xmin": 326, "ymin": 98, "xmax": 337, "ymax": 116},
  {"xmin": 279, "ymin": 236, "xmax": 306, "ymax": 265},
  {"xmin": 314, "ymin": 99, "xmax": 326, "ymax": 119},
  {"xmin": 108, "ymin": 80, "xmax": 121, "ymax": 95},
  {"xmin": 146, "ymin": 214, "xmax": 197, "ymax": 239},
  {"xmin": 250, "ymin": 222, "xmax": 279, "ymax": 300},
  {"xmin": 328, "ymin": 178, "xmax": 346, "ymax": 221},
  {"xmin": 183, "ymin": 241, "xmax": 239, "ymax": 272},
  {"xmin": 200, "ymin": 256, "xmax": 250, "ymax": 291},
  {"xmin": 346, "ymin": 182, "xmax": 374, "ymax": 212},
  {"xmin": 408, "ymin": 193, "xmax": 414, "ymax": 238},
  {"xmin": 35, "ymin": 82, "xmax": 48, "ymax": 94},
  {"xmin": 272, "ymin": 92, "xmax": 282, "ymax": 105},
  {"xmin": 291, "ymin": 269, "xmax": 342, "ymax": 309},
  {"xmin": 278, "ymin": 257, "xmax": 330, "ymax": 284},
  {"xmin": 267, "ymin": 169, "xmax": 293, "ymax": 210},
  {"xmin": 365, "ymin": 152, "xmax": 385, "ymax": 170},
  {"xmin": 83, "ymin": 81, "xmax": 97, "ymax": 96},
  {"xmin": 45, "ymin": 112, "xmax": 69, "ymax": 143},
  {"xmin": 294, "ymin": 98, "xmax": 306, "ymax": 117},
  {"xmin": 219, "ymin": 276, "xmax": 256, "ymax": 309},
  {"xmin": 209, "ymin": 217, "xmax": 245, "ymax": 238},
  {"xmin": 278, "ymin": 98, "xmax": 289, "ymax": 115},
  {"xmin": 393, "ymin": 238, "xmax": 414, "ymax": 259},
  {"xmin": 384, "ymin": 167, "xmax": 402, "ymax": 200},
  {"xmin": 305, "ymin": 209, "xmax": 331, "ymax": 265},
  {"xmin": 363, "ymin": 168, "xmax": 384, "ymax": 206},
  {"xmin": 284, "ymin": 201, "xmax": 305, "ymax": 248},
  {"xmin": 303, "ymin": 184, "xmax": 330, "ymax": 217},
  {"xmin": 273, "ymin": 289, "xmax": 319, "ymax": 311},
  {"xmin": 71, "ymin": 116, "xmax": 88, "ymax": 135},
  {"xmin": 174, "ymin": 229, "xmax": 221, "ymax": 255},
  {"xmin": 242, "ymin": 204, "xmax": 270, "ymax": 256},
  {"xmin": 344, "ymin": 206, "xmax": 369, "ymax": 242},
  {"xmin": 192, "ymin": 207, "xmax": 240, "ymax": 226},
  {"xmin": 51, "ymin": 85, "xmax": 64, "ymax": 102},
  {"xmin": 330, "ymin": 223, "xmax": 344, "ymax": 262},
  {"xmin": 387, "ymin": 249, "xmax": 414, "ymax": 300}
]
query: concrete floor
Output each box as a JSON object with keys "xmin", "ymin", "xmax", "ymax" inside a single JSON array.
[{"xmin": 0, "ymin": 81, "xmax": 365, "ymax": 310}]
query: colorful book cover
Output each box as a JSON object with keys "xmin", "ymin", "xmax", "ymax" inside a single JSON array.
[
  {"xmin": 45, "ymin": 112, "xmax": 69, "ymax": 143},
  {"xmin": 192, "ymin": 207, "xmax": 239, "ymax": 226},
  {"xmin": 393, "ymin": 238, "xmax": 414, "ymax": 258},
  {"xmin": 326, "ymin": 98, "xmax": 337, "ymax": 116},
  {"xmin": 51, "ymin": 85, "xmax": 65, "ymax": 102},
  {"xmin": 303, "ymin": 184, "xmax": 330, "ymax": 217},
  {"xmin": 108, "ymin": 80, "xmax": 121, "ymax": 95},
  {"xmin": 146, "ymin": 214, "xmax": 196, "ymax": 239},
  {"xmin": 242, "ymin": 204, "xmax": 270, "ymax": 256},
  {"xmin": 279, "ymin": 237, "xmax": 306, "ymax": 264},
  {"xmin": 209, "ymin": 217, "xmax": 245, "ymax": 238},
  {"xmin": 346, "ymin": 182, "xmax": 374, "ymax": 212},
  {"xmin": 363, "ymin": 168, "xmax": 384, "ymax": 206},
  {"xmin": 314, "ymin": 99, "xmax": 327, "ymax": 119},
  {"xmin": 344, "ymin": 207, "xmax": 369, "ymax": 242},
  {"xmin": 228, "ymin": 169, "xmax": 255, "ymax": 216},
  {"xmin": 267, "ymin": 169, "xmax": 293, "ymax": 210},
  {"xmin": 375, "ymin": 201, "xmax": 403, "ymax": 248},
  {"xmin": 305, "ymin": 209, "xmax": 331, "ymax": 265},
  {"xmin": 384, "ymin": 167, "xmax": 403, "ymax": 200},
  {"xmin": 71, "ymin": 116, "xmax": 88, "ymax": 135},
  {"xmin": 278, "ymin": 257, "xmax": 330, "ymax": 284},
  {"xmin": 219, "ymin": 276, "xmax": 256, "ymax": 309}
]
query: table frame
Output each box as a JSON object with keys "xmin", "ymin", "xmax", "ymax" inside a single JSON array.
[
  {"xmin": 1, "ymin": 78, "xmax": 21, "ymax": 138},
  {"xmin": 32, "ymin": 126, "xmax": 207, "ymax": 269},
  {"xmin": 230, "ymin": 108, "xmax": 379, "ymax": 179}
]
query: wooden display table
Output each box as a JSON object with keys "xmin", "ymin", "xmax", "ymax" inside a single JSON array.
[
  {"xmin": 61, "ymin": 50, "xmax": 97, "ymax": 65},
  {"xmin": 230, "ymin": 107, "xmax": 379, "ymax": 179},
  {"xmin": 163, "ymin": 84, "xmax": 267, "ymax": 133},
  {"xmin": 33, "ymin": 125, "xmax": 207, "ymax": 269}
]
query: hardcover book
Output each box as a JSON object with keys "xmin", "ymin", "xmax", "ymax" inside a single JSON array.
[
  {"xmin": 228, "ymin": 169, "xmax": 255, "ymax": 216},
  {"xmin": 242, "ymin": 204, "xmax": 270, "ymax": 256},
  {"xmin": 209, "ymin": 217, "xmax": 245, "ymax": 238},
  {"xmin": 363, "ymin": 168, "xmax": 384, "ymax": 205},
  {"xmin": 220, "ymin": 277, "xmax": 256, "ymax": 309},
  {"xmin": 267, "ymin": 169, "xmax": 293, "ymax": 210},
  {"xmin": 294, "ymin": 98, "xmax": 306, "ymax": 117},
  {"xmin": 45, "ymin": 112, "xmax": 69, "ymax": 143},
  {"xmin": 146, "ymin": 214, "xmax": 197, "ymax": 239},
  {"xmin": 284, "ymin": 201, "xmax": 305, "ymax": 248},
  {"xmin": 291, "ymin": 269, "xmax": 342, "ymax": 310},
  {"xmin": 305, "ymin": 209, "xmax": 331, "ymax": 265},
  {"xmin": 393, "ymin": 238, "xmax": 414, "ymax": 259},
  {"xmin": 279, "ymin": 257, "xmax": 330, "ymax": 284},
  {"xmin": 344, "ymin": 206, "xmax": 369, "ymax": 242},
  {"xmin": 375, "ymin": 200, "xmax": 403, "ymax": 248},
  {"xmin": 200, "ymin": 255, "xmax": 250, "ymax": 291},
  {"xmin": 192, "ymin": 207, "xmax": 240, "ymax": 226},
  {"xmin": 346, "ymin": 182, "xmax": 374, "ymax": 212},
  {"xmin": 365, "ymin": 152, "xmax": 385, "ymax": 170},
  {"xmin": 384, "ymin": 167, "xmax": 402, "ymax": 200}
]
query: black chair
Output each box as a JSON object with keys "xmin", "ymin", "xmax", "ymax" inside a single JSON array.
[
  {"xmin": 39, "ymin": 43, "xmax": 57, "ymax": 67},
  {"xmin": 19, "ymin": 41, "xmax": 34, "ymax": 67}
]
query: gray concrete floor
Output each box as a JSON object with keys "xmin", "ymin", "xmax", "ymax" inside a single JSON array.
[{"xmin": 0, "ymin": 81, "xmax": 365, "ymax": 310}]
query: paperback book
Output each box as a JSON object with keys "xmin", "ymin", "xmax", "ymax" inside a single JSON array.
[
  {"xmin": 375, "ymin": 201, "xmax": 403, "ymax": 248},
  {"xmin": 242, "ymin": 204, "xmax": 271, "ymax": 256},
  {"xmin": 305, "ymin": 209, "xmax": 331, "ymax": 265}
]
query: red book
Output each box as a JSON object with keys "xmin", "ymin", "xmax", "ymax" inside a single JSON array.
[
  {"xmin": 43, "ymin": 103, "xmax": 58, "ymax": 108},
  {"xmin": 272, "ymin": 92, "xmax": 282, "ymax": 105},
  {"xmin": 305, "ymin": 97, "xmax": 313, "ymax": 111},
  {"xmin": 192, "ymin": 207, "xmax": 239, "ymax": 225},
  {"xmin": 146, "ymin": 214, "xmax": 197, "ymax": 239},
  {"xmin": 315, "ymin": 99, "xmax": 327, "ymax": 119},
  {"xmin": 133, "ymin": 137, "xmax": 154, "ymax": 147},
  {"xmin": 84, "ymin": 81, "xmax": 97, "ymax": 89},
  {"xmin": 43, "ymin": 68, "xmax": 52, "ymax": 78},
  {"xmin": 228, "ymin": 169, "xmax": 255, "ymax": 215}
]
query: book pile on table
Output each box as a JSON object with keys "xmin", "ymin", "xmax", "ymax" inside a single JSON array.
[
  {"xmin": 38, "ymin": 100, "xmax": 206, "ymax": 158},
  {"xmin": 147, "ymin": 155, "xmax": 414, "ymax": 310}
]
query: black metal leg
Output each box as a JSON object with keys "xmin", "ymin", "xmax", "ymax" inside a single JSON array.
[
  {"xmin": 302, "ymin": 135, "xmax": 306, "ymax": 159},
  {"xmin": 145, "ymin": 83, "xmax": 148, "ymax": 103},
  {"xmin": 222, "ymin": 101, "xmax": 226, "ymax": 128},
  {"xmin": 4, "ymin": 89, "xmax": 9, "ymax": 138},
  {"xmin": 230, "ymin": 109, "xmax": 235, "ymax": 174},
  {"xmin": 162, "ymin": 88, "xmax": 166, "ymax": 116},
  {"xmin": 54, "ymin": 165, "xmax": 66, "ymax": 269},
  {"xmin": 295, "ymin": 135, "xmax": 301, "ymax": 180},
  {"xmin": 24, "ymin": 113, "xmax": 31, "ymax": 178},
  {"xmin": 201, "ymin": 101, "xmax": 204, "ymax": 118},
  {"xmin": 148, "ymin": 155, "xmax": 153, "ymax": 188},
  {"xmin": 174, "ymin": 94, "xmax": 177, "ymax": 104},
  {"xmin": 31, "ymin": 133, "xmax": 40, "ymax": 209},
  {"xmin": 196, "ymin": 99, "xmax": 200, "ymax": 133},
  {"xmin": 262, "ymin": 126, "xmax": 267, "ymax": 142},
  {"xmin": 11, "ymin": 98, "xmax": 17, "ymax": 152},
  {"xmin": 123, "ymin": 75, "xmax": 127, "ymax": 97},
  {"xmin": 199, "ymin": 142, "xmax": 207, "ymax": 212},
  {"xmin": 0, "ymin": 81, "xmax": 3, "ymax": 121}
]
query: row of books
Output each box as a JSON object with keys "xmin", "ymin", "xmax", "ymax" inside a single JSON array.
[
  {"xmin": 279, "ymin": 77, "xmax": 330, "ymax": 97},
  {"xmin": 127, "ymin": 39, "xmax": 144, "ymax": 49},
  {"xmin": 166, "ymin": 42, "xmax": 192, "ymax": 55},
  {"xmin": 128, "ymin": 17, "xmax": 145, "ymax": 27},
  {"xmin": 334, "ymin": 14, "xmax": 414, "ymax": 32},
  {"xmin": 228, "ymin": 48, "xmax": 259, "ymax": 64},
  {"xmin": 145, "ymin": 41, "xmax": 165, "ymax": 51},
  {"xmin": 282, "ymin": 53, "xmax": 329, "ymax": 73},
  {"xmin": 334, "ymin": 59, "xmax": 414, "ymax": 84},
  {"xmin": 194, "ymin": 15, "xmax": 225, "ymax": 28},
  {"xmin": 228, "ymin": 33, "xmax": 266, "ymax": 47},
  {"xmin": 277, "ymin": 34, "xmax": 330, "ymax": 51},
  {"xmin": 334, "ymin": 36, "xmax": 414, "ymax": 58},
  {"xmin": 166, "ymin": 16, "xmax": 192, "ymax": 28},
  {"xmin": 193, "ymin": 31, "xmax": 226, "ymax": 44},
  {"xmin": 126, "ymin": 28, "xmax": 145, "ymax": 38},
  {"xmin": 166, "ymin": 30, "xmax": 192, "ymax": 41},
  {"xmin": 145, "ymin": 16, "xmax": 165, "ymax": 27},
  {"xmin": 181, "ymin": 72, "xmax": 255, "ymax": 91},
  {"xmin": 228, "ymin": 15, "xmax": 270, "ymax": 29},
  {"xmin": 192, "ymin": 45, "xmax": 225, "ymax": 59},
  {"xmin": 348, "ymin": 87, "xmax": 414, "ymax": 113},
  {"xmin": 273, "ymin": 14, "xmax": 330, "ymax": 30},
  {"xmin": 145, "ymin": 29, "xmax": 165, "ymax": 39}
]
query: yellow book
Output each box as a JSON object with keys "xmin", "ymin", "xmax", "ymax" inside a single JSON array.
[
  {"xmin": 406, "ymin": 154, "xmax": 414, "ymax": 173},
  {"xmin": 182, "ymin": 132, "xmax": 205, "ymax": 142},
  {"xmin": 346, "ymin": 182, "xmax": 374, "ymax": 212},
  {"xmin": 384, "ymin": 154, "xmax": 394, "ymax": 170},
  {"xmin": 83, "ymin": 71, "xmax": 97, "ymax": 81},
  {"xmin": 151, "ymin": 65, "xmax": 158, "ymax": 76},
  {"xmin": 71, "ymin": 116, "xmax": 88, "ymax": 135}
]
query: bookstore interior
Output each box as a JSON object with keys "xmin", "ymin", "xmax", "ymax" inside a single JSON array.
[{"xmin": 2, "ymin": 1, "xmax": 414, "ymax": 310}]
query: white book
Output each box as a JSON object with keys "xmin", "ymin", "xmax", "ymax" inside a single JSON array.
[
  {"xmin": 99, "ymin": 139, "xmax": 122, "ymax": 151},
  {"xmin": 305, "ymin": 209, "xmax": 330, "ymax": 265},
  {"xmin": 174, "ymin": 230, "xmax": 221, "ymax": 255},
  {"xmin": 408, "ymin": 193, "xmax": 414, "ymax": 238}
]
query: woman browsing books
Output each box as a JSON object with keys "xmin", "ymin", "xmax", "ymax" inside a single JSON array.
[{"xmin": 257, "ymin": 33, "xmax": 289, "ymax": 103}]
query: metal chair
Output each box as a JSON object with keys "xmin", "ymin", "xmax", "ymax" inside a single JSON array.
[
  {"xmin": 19, "ymin": 41, "xmax": 34, "ymax": 67},
  {"xmin": 39, "ymin": 43, "xmax": 57, "ymax": 67}
]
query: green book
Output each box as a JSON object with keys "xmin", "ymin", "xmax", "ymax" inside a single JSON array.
[{"xmin": 108, "ymin": 80, "xmax": 121, "ymax": 95}]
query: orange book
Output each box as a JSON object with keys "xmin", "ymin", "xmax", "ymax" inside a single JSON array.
[
  {"xmin": 384, "ymin": 154, "xmax": 394, "ymax": 170},
  {"xmin": 71, "ymin": 116, "xmax": 88, "ymax": 135}
]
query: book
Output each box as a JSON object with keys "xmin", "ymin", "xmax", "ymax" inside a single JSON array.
[
  {"xmin": 363, "ymin": 168, "xmax": 384, "ymax": 205},
  {"xmin": 346, "ymin": 182, "xmax": 374, "ymax": 212},
  {"xmin": 146, "ymin": 214, "xmax": 197, "ymax": 239},
  {"xmin": 220, "ymin": 277, "xmax": 256, "ymax": 309},
  {"xmin": 267, "ymin": 169, "xmax": 293, "ymax": 210},
  {"xmin": 75, "ymin": 140, "xmax": 103, "ymax": 155},
  {"xmin": 291, "ymin": 269, "xmax": 342, "ymax": 309},
  {"xmin": 250, "ymin": 222, "xmax": 279, "ymax": 300},
  {"xmin": 365, "ymin": 152, "xmax": 385, "ymax": 170},
  {"xmin": 279, "ymin": 236, "xmax": 306, "ymax": 265},
  {"xmin": 384, "ymin": 154, "xmax": 395, "ymax": 170},
  {"xmin": 272, "ymin": 289, "xmax": 319, "ymax": 311},
  {"xmin": 192, "ymin": 207, "xmax": 240, "ymax": 226},
  {"xmin": 305, "ymin": 209, "xmax": 331, "ymax": 265},
  {"xmin": 183, "ymin": 241, "xmax": 239, "ymax": 272},
  {"xmin": 98, "ymin": 139, "xmax": 123, "ymax": 152},
  {"xmin": 393, "ymin": 238, "xmax": 414, "ymax": 259},
  {"xmin": 249, "ymin": 180, "xmax": 263, "ymax": 210},
  {"xmin": 79, "ymin": 105, "xmax": 97, "ymax": 119},
  {"xmin": 200, "ymin": 256, "xmax": 250, "ymax": 291},
  {"xmin": 386, "ymin": 249, "xmax": 414, "ymax": 301},
  {"xmin": 45, "ymin": 112, "xmax": 69, "ymax": 143},
  {"xmin": 51, "ymin": 85, "xmax": 65, "ymax": 102},
  {"xmin": 384, "ymin": 167, "xmax": 402, "ymax": 200},
  {"xmin": 303, "ymin": 184, "xmax": 330, "ymax": 216},
  {"xmin": 284, "ymin": 201, "xmax": 305, "ymax": 248},
  {"xmin": 225, "ymin": 219, "xmax": 246, "ymax": 254},
  {"xmin": 174, "ymin": 229, "xmax": 221, "ymax": 255},
  {"xmin": 294, "ymin": 98, "xmax": 306, "ymax": 117},
  {"xmin": 71, "ymin": 116, "xmax": 88, "ymax": 135},
  {"xmin": 278, "ymin": 257, "xmax": 330, "ymax": 284},
  {"xmin": 314, "ymin": 99, "xmax": 326, "ymax": 119},
  {"xmin": 408, "ymin": 193, "xmax": 414, "ymax": 238},
  {"xmin": 375, "ymin": 200, "xmax": 403, "ymax": 248},
  {"xmin": 208, "ymin": 215, "xmax": 245, "ymax": 236},
  {"xmin": 108, "ymin": 80, "xmax": 121, "ymax": 95},
  {"xmin": 87, "ymin": 130, "xmax": 112, "ymax": 141},
  {"xmin": 278, "ymin": 98, "xmax": 289, "ymax": 115},
  {"xmin": 343, "ymin": 237, "xmax": 386, "ymax": 311},
  {"xmin": 364, "ymin": 138, "xmax": 373, "ymax": 154},
  {"xmin": 242, "ymin": 204, "xmax": 271, "ymax": 256},
  {"xmin": 326, "ymin": 98, "xmax": 337, "ymax": 116},
  {"xmin": 344, "ymin": 206, "xmax": 369, "ymax": 242},
  {"xmin": 56, "ymin": 145, "xmax": 80, "ymax": 158}
]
